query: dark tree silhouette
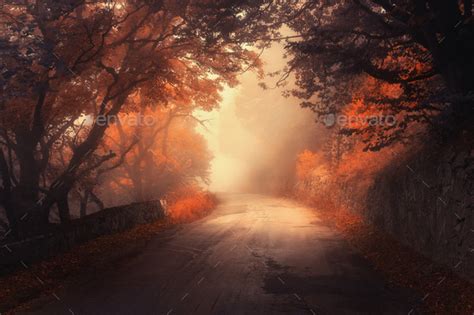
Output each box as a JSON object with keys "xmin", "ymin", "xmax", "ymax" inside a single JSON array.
[
  {"xmin": 282, "ymin": 0, "xmax": 473, "ymax": 150},
  {"xmin": 0, "ymin": 0, "xmax": 288, "ymax": 238}
]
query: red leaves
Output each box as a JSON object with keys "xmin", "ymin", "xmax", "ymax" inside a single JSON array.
[{"xmin": 165, "ymin": 186, "xmax": 217, "ymax": 222}]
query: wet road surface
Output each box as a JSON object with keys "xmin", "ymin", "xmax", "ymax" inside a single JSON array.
[{"xmin": 25, "ymin": 194, "xmax": 415, "ymax": 314}]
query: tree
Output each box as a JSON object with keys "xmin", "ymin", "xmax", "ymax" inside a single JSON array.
[
  {"xmin": 282, "ymin": 0, "xmax": 473, "ymax": 150},
  {"xmin": 97, "ymin": 105, "xmax": 212, "ymax": 206},
  {"xmin": 0, "ymin": 0, "xmax": 287, "ymax": 238}
]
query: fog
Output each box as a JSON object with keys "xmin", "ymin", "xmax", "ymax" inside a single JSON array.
[{"xmin": 197, "ymin": 42, "xmax": 327, "ymax": 194}]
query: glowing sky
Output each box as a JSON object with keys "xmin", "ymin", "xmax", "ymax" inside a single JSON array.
[{"xmin": 195, "ymin": 41, "xmax": 322, "ymax": 193}]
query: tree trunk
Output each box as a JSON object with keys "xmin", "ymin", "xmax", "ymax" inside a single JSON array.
[
  {"xmin": 80, "ymin": 191, "xmax": 89, "ymax": 218},
  {"xmin": 89, "ymin": 190, "xmax": 104, "ymax": 211},
  {"xmin": 4, "ymin": 83, "xmax": 50, "ymax": 238},
  {"xmin": 7, "ymin": 192, "xmax": 48, "ymax": 238},
  {"xmin": 131, "ymin": 169, "xmax": 144, "ymax": 202},
  {"xmin": 0, "ymin": 149, "xmax": 15, "ymax": 236},
  {"xmin": 57, "ymin": 193, "xmax": 71, "ymax": 223}
]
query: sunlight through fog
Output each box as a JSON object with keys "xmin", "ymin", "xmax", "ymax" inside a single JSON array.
[{"xmin": 195, "ymin": 43, "xmax": 324, "ymax": 194}]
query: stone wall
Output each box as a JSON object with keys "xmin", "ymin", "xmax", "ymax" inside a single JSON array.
[
  {"xmin": 0, "ymin": 200, "xmax": 165, "ymax": 275},
  {"xmin": 294, "ymin": 133, "xmax": 473, "ymax": 282},
  {"xmin": 365, "ymin": 139, "xmax": 473, "ymax": 281}
]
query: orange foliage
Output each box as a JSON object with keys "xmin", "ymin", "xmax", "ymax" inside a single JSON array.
[
  {"xmin": 296, "ymin": 150, "xmax": 326, "ymax": 181},
  {"xmin": 294, "ymin": 146, "xmax": 407, "ymax": 208},
  {"xmin": 294, "ymin": 76, "xmax": 414, "ymax": 207},
  {"xmin": 336, "ymin": 143, "xmax": 402, "ymax": 179},
  {"xmin": 342, "ymin": 76, "xmax": 404, "ymax": 133},
  {"xmin": 332, "ymin": 76, "xmax": 421, "ymax": 182},
  {"xmin": 165, "ymin": 186, "xmax": 217, "ymax": 222},
  {"xmin": 296, "ymin": 74, "xmax": 422, "ymax": 191},
  {"xmin": 96, "ymin": 106, "xmax": 212, "ymax": 204}
]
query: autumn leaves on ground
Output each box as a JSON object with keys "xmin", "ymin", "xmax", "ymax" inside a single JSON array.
[{"xmin": 0, "ymin": 187, "xmax": 217, "ymax": 313}]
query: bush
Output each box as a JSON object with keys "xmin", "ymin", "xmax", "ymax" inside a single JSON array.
[{"xmin": 165, "ymin": 186, "xmax": 217, "ymax": 222}]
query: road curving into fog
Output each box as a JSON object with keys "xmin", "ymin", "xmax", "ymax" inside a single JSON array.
[{"xmin": 25, "ymin": 194, "xmax": 415, "ymax": 315}]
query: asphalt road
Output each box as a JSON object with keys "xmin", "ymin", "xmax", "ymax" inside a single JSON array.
[{"xmin": 25, "ymin": 194, "xmax": 416, "ymax": 315}]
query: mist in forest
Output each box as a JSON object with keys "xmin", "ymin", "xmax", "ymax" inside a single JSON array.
[{"xmin": 197, "ymin": 43, "xmax": 326, "ymax": 194}]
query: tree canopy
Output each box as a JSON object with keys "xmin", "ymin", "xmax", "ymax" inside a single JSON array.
[
  {"xmin": 0, "ymin": 0, "xmax": 288, "ymax": 237},
  {"xmin": 283, "ymin": 0, "xmax": 473, "ymax": 150}
]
